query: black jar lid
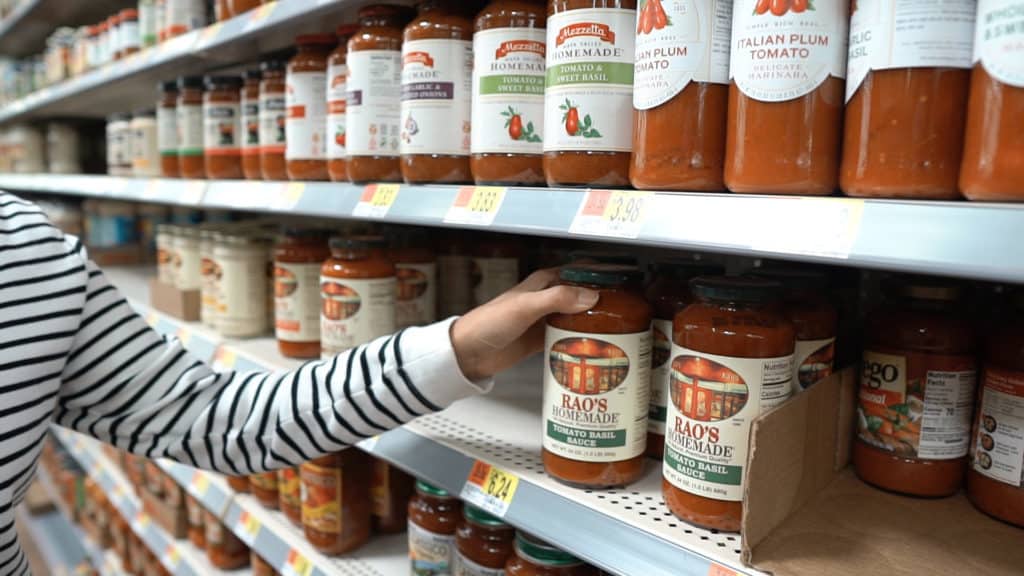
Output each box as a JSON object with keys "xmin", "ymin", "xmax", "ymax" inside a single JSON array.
[
  {"xmin": 560, "ymin": 264, "xmax": 642, "ymax": 287},
  {"xmin": 177, "ymin": 75, "xmax": 203, "ymax": 90},
  {"xmin": 205, "ymin": 75, "xmax": 244, "ymax": 90},
  {"xmin": 329, "ymin": 234, "xmax": 388, "ymax": 252},
  {"xmin": 690, "ymin": 276, "xmax": 782, "ymax": 303},
  {"xmin": 651, "ymin": 259, "xmax": 725, "ymax": 281}
]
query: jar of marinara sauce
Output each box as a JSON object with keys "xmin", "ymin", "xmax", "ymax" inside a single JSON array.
[
  {"xmin": 855, "ymin": 277, "xmax": 977, "ymax": 497},
  {"xmin": 326, "ymin": 25, "xmax": 359, "ymax": 182},
  {"xmin": 505, "ymin": 532, "xmax": 598, "ymax": 576},
  {"xmin": 228, "ymin": 0, "xmax": 261, "ymax": 16},
  {"xmin": 959, "ymin": 1, "xmax": 1024, "ymax": 201},
  {"xmin": 391, "ymin": 230, "xmax": 437, "ymax": 329},
  {"xmin": 543, "ymin": 265, "xmax": 652, "ymax": 488},
  {"xmin": 259, "ymin": 57, "xmax": 288, "ymax": 180},
  {"xmin": 226, "ymin": 475, "xmax": 249, "ymax": 493},
  {"xmin": 409, "ymin": 481, "xmax": 461, "ymax": 575},
  {"xmin": 455, "ymin": 504, "xmax": 515, "ymax": 574},
  {"xmin": 371, "ymin": 458, "xmax": 414, "ymax": 533},
  {"xmin": 158, "ymin": 80, "xmax": 179, "ymax": 177},
  {"xmin": 251, "ymin": 550, "xmax": 278, "ymax": 576},
  {"xmin": 177, "ymin": 75, "xmax": 205, "ymax": 179},
  {"xmin": 644, "ymin": 259, "xmax": 724, "ymax": 459},
  {"xmin": 663, "ymin": 276, "xmax": 794, "ymax": 531},
  {"xmin": 301, "ymin": 450, "xmax": 372, "ymax": 555},
  {"xmin": 630, "ymin": 0, "xmax": 731, "ymax": 191},
  {"xmin": 470, "ymin": 0, "xmax": 547, "ymax": 185},
  {"xmin": 724, "ymin": 3, "xmax": 847, "ymax": 195},
  {"xmin": 347, "ymin": 5, "xmax": 414, "ymax": 182},
  {"xmin": 400, "ymin": 1, "xmax": 473, "ymax": 183},
  {"xmin": 215, "ymin": 0, "xmax": 231, "ymax": 20},
  {"xmin": 287, "ymin": 34, "xmax": 335, "ymax": 181},
  {"xmin": 320, "ymin": 236, "xmax": 396, "ymax": 357},
  {"xmin": 840, "ymin": 6, "xmax": 974, "ymax": 199},
  {"xmin": 249, "ymin": 471, "xmax": 279, "ymax": 509},
  {"xmin": 204, "ymin": 75, "xmax": 244, "ymax": 179},
  {"xmin": 204, "ymin": 507, "xmax": 250, "ymax": 569},
  {"xmin": 242, "ymin": 69, "xmax": 262, "ymax": 180},
  {"xmin": 968, "ymin": 293, "xmax": 1024, "ymax": 527},
  {"xmin": 275, "ymin": 229, "xmax": 330, "ymax": 359},
  {"xmin": 279, "ymin": 467, "xmax": 302, "ymax": 526},
  {"xmin": 543, "ymin": 0, "xmax": 636, "ymax": 187}
]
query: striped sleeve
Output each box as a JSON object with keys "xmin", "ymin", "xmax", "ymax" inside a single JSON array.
[{"xmin": 55, "ymin": 249, "xmax": 491, "ymax": 474}]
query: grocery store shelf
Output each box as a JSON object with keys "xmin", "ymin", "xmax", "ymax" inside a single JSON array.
[
  {"xmin": 8, "ymin": 173, "xmax": 1024, "ymax": 283},
  {"xmin": 0, "ymin": 0, "xmax": 131, "ymax": 58},
  {"xmin": 14, "ymin": 506, "xmax": 88, "ymax": 576}
]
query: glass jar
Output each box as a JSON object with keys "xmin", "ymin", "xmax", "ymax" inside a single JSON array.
[
  {"xmin": 204, "ymin": 75, "xmax": 244, "ymax": 179},
  {"xmin": 106, "ymin": 113, "xmax": 133, "ymax": 176},
  {"xmin": 184, "ymin": 493, "xmax": 205, "ymax": 549},
  {"xmin": 228, "ymin": 0, "xmax": 262, "ymax": 17},
  {"xmin": 840, "ymin": 6, "xmax": 973, "ymax": 199},
  {"xmin": 119, "ymin": 9, "xmax": 141, "ymax": 58},
  {"xmin": 214, "ymin": 233, "xmax": 270, "ymax": 337},
  {"xmin": 108, "ymin": 14, "xmax": 121, "ymax": 61},
  {"xmin": 275, "ymin": 229, "xmax": 331, "ymax": 359},
  {"xmin": 854, "ymin": 277, "xmax": 977, "ymax": 497},
  {"xmin": 543, "ymin": 265, "xmax": 651, "ymax": 488},
  {"xmin": 371, "ymin": 458, "xmax": 414, "ymax": 533},
  {"xmin": 199, "ymin": 228, "xmax": 223, "ymax": 327},
  {"xmin": 470, "ymin": 0, "xmax": 547, "ymax": 185},
  {"xmin": 326, "ymin": 25, "xmax": 360, "ymax": 182},
  {"xmin": 249, "ymin": 471, "xmax": 279, "ymax": 509},
  {"xmin": 215, "ymin": 0, "xmax": 232, "ymax": 21},
  {"xmin": 259, "ymin": 57, "xmax": 288, "ymax": 180},
  {"xmin": 408, "ymin": 481, "xmax": 462, "ymax": 575},
  {"xmin": 204, "ymin": 507, "xmax": 250, "ymax": 569},
  {"xmin": 346, "ymin": 5, "xmax": 413, "ymax": 182},
  {"xmin": 158, "ymin": 81, "xmax": 179, "ymax": 177},
  {"xmin": 320, "ymin": 235, "xmax": 396, "ymax": 357},
  {"xmin": 438, "ymin": 230, "xmax": 474, "ymax": 318},
  {"xmin": 505, "ymin": 532, "xmax": 597, "ymax": 576},
  {"xmin": 543, "ymin": 0, "xmax": 637, "ymax": 187},
  {"xmin": 140, "ymin": 0, "xmax": 157, "ymax": 47},
  {"xmin": 177, "ymin": 75, "xmax": 205, "ymax": 179},
  {"xmin": 301, "ymin": 450, "xmax": 372, "ymax": 555},
  {"xmin": 286, "ymin": 34, "xmax": 336, "ymax": 181},
  {"xmin": 165, "ymin": 0, "xmax": 207, "ymax": 40},
  {"xmin": 724, "ymin": 4, "xmax": 847, "ymax": 195},
  {"xmin": 644, "ymin": 260, "xmax": 724, "ymax": 458},
  {"xmin": 472, "ymin": 234, "xmax": 521, "ymax": 306},
  {"xmin": 242, "ymin": 69, "xmax": 262, "ymax": 180},
  {"xmin": 172, "ymin": 226, "xmax": 200, "ymax": 291},
  {"xmin": 959, "ymin": 1, "xmax": 1024, "ymax": 201},
  {"xmin": 226, "ymin": 476, "xmax": 249, "ymax": 493},
  {"xmin": 156, "ymin": 224, "xmax": 176, "ymax": 285},
  {"xmin": 455, "ymin": 505, "xmax": 515, "ymax": 573},
  {"xmin": 663, "ymin": 276, "xmax": 794, "ymax": 532},
  {"xmin": 400, "ymin": 0, "xmax": 473, "ymax": 183},
  {"xmin": 391, "ymin": 231, "xmax": 437, "ymax": 329},
  {"xmin": 279, "ymin": 466, "xmax": 302, "ymax": 526},
  {"xmin": 630, "ymin": 1, "xmax": 731, "ymax": 191},
  {"xmin": 251, "ymin": 550, "xmax": 277, "ymax": 576},
  {"xmin": 131, "ymin": 109, "xmax": 159, "ymax": 177}
]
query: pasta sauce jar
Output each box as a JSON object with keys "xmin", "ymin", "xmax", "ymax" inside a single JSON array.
[
  {"xmin": 543, "ymin": 0, "xmax": 637, "ymax": 187},
  {"xmin": 400, "ymin": 1, "xmax": 474, "ymax": 183},
  {"xmin": 184, "ymin": 493, "xmax": 205, "ymax": 549},
  {"xmin": 505, "ymin": 532, "xmax": 597, "ymax": 576},
  {"xmin": 959, "ymin": 0, "xmax": 1024, "ymax": 201},
  {"xmin": 320, "ymin": 236, "xmax": 397, "ymax": 357},
  {"xmin": 226, "ymin": 475, "xmax": 249, "ymax": 493},
  {"xmin": 631, "ymin": 0, "xmax": 732, "ymax": 191},
  {"xmin": 472, "ymin": 235, "xmax": 521, "ymax": 306},
  {"xmin": 275, "ymin": 229, "xmax": 330, "ymax": 359},
  {"xmin": 204, "ymin": 508, "xmax": 250, "ymax": 569},
  {"xmin": 855, "ymin": 278, "xmax": 977, "ymax": 497},
  {"xmin": 287, "ymin": 34, "xmax": 336, "ymax": 181},
  {"xmin": 249, "ymin": 471, "xmax": 279, "ymax": 509},
  {"xmin": 724, "ymin": 1, "xmax": 848, "ymax": 195},
  {"xmin": 177, "ymin": 76, "xmax": 205, "ymax": 179},
  {"xmin": 455, "ymin": 505, "xmax": 515, "ymax": 574},
  {"xmin": 214, "ymin": 233, "xmax": 270, "ymax": 337},
  {"xmin": 301, "ymin": 450, "xmax": 372, "ymax": 555},
  {"xmin": 409, "ymin": 481, "xmax": 461, "ymax": 575},
  {"xmin": 326, "ymin": 25, "xmax": 360, "ymax": 182},
  {"xmin": 543, "ymin": 265, "xmax": 652, "ymax": 488},
  {"xmin": 204, "ymin": 75, "xmax": 244, "ymax": 179},
  {"xmin": 259, "ymin": 57, "xmax": 288, "ymax": 180},
  {"xmin": 279, "ymin": 467, "xmax": 302, "ymax": 526},
  {"xmin": 471, "ymin": 0, "xmax": 547, "ymax": 185},
  {"xmin": 663, "ymin": 276, "xmax": 794, "ymax": 531},
  {"xmin": 158, "ymin": 80, "xmax": 179, "ymax": 177},
  {"xmin": 371, "ymin": 458, "xmax": 414, "ymax": 533},
  {"xmin": 840, "ymin": 2, "xmax": 975, "ymax": 199},
  {"xmin": 242, "ymin": 69, "xmax": 262, "ymax": 180},
  {"xmin": 391, "ymin": 231, "xmax": 438, "ymax": 329}
]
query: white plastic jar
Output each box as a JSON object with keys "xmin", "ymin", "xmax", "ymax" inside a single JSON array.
[
  {"xmin": 131, "ymin": 109, "xmax": 160, "ymax": 177},
  {"xmin": 172, "ymin": 226, "xmax": 201, "ymax": 291},
  {"xmin": 156, "ymin": 224, "xmax": 177, "ymax": 285},
  {"xmin": 214, "ymin": 232, "xmax": 270, "ymax": 337},
  {"xmin": 106, "ymin": 114, "xmax": 133, "ymax": 176}
]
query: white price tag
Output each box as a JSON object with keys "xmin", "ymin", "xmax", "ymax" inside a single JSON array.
[
  {"xmin": 443, "ymin": 186, "xmax": 506, "ymax": 226},
  {"xmin": 749, "ymin": 197, "xmax": 864, "ymax": 259},
  {"xmin": 352, "ymin": 184, "xmax": 399, "ymax": 218}
]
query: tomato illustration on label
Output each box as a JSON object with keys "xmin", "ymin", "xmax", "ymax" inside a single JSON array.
[
  {"xmin": 335, "ymin": 128, "xmax": 346, "ymax": 147},
  {"xmin": 559, "ymin": 99, "xmax": 601, "ymax": 138},
  {"xmin": 757, "ymin": 0, "xmax": 815, "ymax": 16},
  {"xmin": 500, "ymin": 106, "xmax": 542, "ymax": 143},
  {"xmin": 637, "ymin": 0, "xmax": 670, "ymax": 35}
]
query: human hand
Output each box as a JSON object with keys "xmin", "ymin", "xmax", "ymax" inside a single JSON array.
[{"xmin": 451, "ymin": 268, "xmax": 600, "ymax": 381}]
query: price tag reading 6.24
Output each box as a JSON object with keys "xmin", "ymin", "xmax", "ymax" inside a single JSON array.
[{"xmin": 460, "ymin": 461, "xmax": 519, "ymax": 518}]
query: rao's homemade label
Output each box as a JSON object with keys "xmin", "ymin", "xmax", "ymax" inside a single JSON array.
[
  {"xmin": 347, "ymin": 50, "xmax": 402, "ymax": 157},
  {"xmin": 730, "ymin": 0, "xmax": 848, "ymax": 102},
  {"xmin": 634, "ymin": 0, "xmax": 733, "ymax": 109},
  {"xmin": 858, "ymin": 350, "xmax": 976, "ymax": 460},
  {"xmin": 327, "ymin": 61, "xmax": 348, "ymax": 160},
  {"xmin": 286, "ymin": 71, "xmax": 328, "ymax": 160},
  {"xmin": 648, "ymin": 318, "xmax": 674, "ymax": 435},
  {"xmin": 544, "ymin": 8, "xmax": 636, "ymax": 152},
  {"xmin": 472, "ymin": 27, "xmax": 546, "ymax": 154},
  {"xmin": 274, "ymin": 262, "xmax": 321, "ymax": 343},
  {"xmin": 320, "ymin": 276, "xmax": 396, "ymax": 357},
  {"xmin": 259, "ymin": 91, "xmax": 286, "ymax": 155},
  {"xmin": 663, "ymin": 347, "xmax": 793, "ymax": 501},
  {"xmin": 409, "ymin": 521, "xmax": 455, "ymax": 576},
  {"xmin": 396, "ymin": 262, "xmax": 437, "ymax": 329},
  {"xmin": 793, "ymin": 336, "xmax": 835, "ymax": 392},
  {"xmin": 301, "ymin": 462, "xmax": 341, "ymax": 534},
  {"xmin": 177, "ymin": 103, "xmax": 203, "ymax": 157},
  {"xmin": 454, "ymin": 552, "xmax": 504, "ymax": 576},
  {"xmin": 846, "ymin": 0, "xmax": 975, "ymax": 102},
  {"xmin": 974, "ymin": 0, "xmax": 1024, "ymax": 88},
  {"xmin": 973, "ymin": 367, "xmax": 1024, "ymax": 486},
  {"xmin": 543, "ymin": 326, "xmax": 652, "ymax": 462},
  {"xmin": 203, "ymin": 101, "xmax": 241, "ymax": 154},
  {"xmin": 400, "ymin": 39, "xmax": 473, "ymax": 156}
]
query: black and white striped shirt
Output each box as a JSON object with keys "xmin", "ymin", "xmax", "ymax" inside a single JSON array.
[{"xmin": 0, "ymin": 191, "xmax": 488, "ymax": 575}]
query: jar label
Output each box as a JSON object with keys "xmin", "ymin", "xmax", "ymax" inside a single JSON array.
[
  {"xmin": 186, "ymin": 498, "xmax": 202, "ymax": 525},
  {"xmin": 371, "ymin": 458, "xmax": 390, "ymax": 518},
  {"xmin": 471, "ymin": 257, "xmax": 519, "ymax": 307},
  {"xmin": 729, "ymin": 0, "xmax": 848, "ymax": 102},
  {"xmin": 648, "ymin": 318, "xmax": 674, "ymax": 435},
  {"xmin": 471, "ymin": 27, "xmax": 547, "ymax": 155},
  {"xmin": 200, "ymin": 252, "xmax": 220, "ymax": 323},
  {"xmin": 439, "ymin": 254, "xmax": 474, "ymax": 317},
  {"xmin": 274, "ymin": 262, "xmax": 321, "ymax": 343},
  {"xmin": 242, "ymin": 96, "xmax": 260, "ymax": 154},
  {"xmin": 166, "ymin": 0, "xmax": 206, "ymax": 36},
  {"xmin": 662, "ymin": 346, "xmax": 793, "ymax": 501},
  {"xmin": 120, "ymin": 20, "xmax": 140, "ymax": 52},
  {"xmin": 320, "ymin": 276, "xmax": 397, "ymax": 357},
  {"xmin": 396, "ymin": 261, "xmax": 437, "ymax": 329},
  {"xmin": 408, "ymin": 521, "xmax": 455, "ymax": 575},
  {"xmin": 259, "ymin": 92, "xmax": 286, "ymax": 154},
  {"xmin": 158, "ymin": 107, "xmax": 177, "ymax": 155},
  {"xmin": 280, "ymin": 468, "xmax": 301, "ymax": 508},
  {"xmin": 845, "ymin": 0, "xmax": 975, "ymax": 103},
  {"xmin": 177, "ymin": 103, "xmax": 204, "ymax": 156},
  {"xmin": 633, "ymin": 0, "xmax": 733, "ymax": 110},
  {"xmin": 204, "ymin": 101, "xmax": 242, "ymax": 154},
  {"xmin": 286, "ymin": 71, "xmax": 328, "ymax": 160},
  {"xmin": 132, "ymin": 122, "xmax": 158, "ymax": 174},
  {"xmin": 249, "ymin": 472, "xmax": 278, "ymax": 491},
  {"xmin": 327, "ymin": 61, "xmax": 349, "ymax": 160},
  {"xmin": 347, "ymin": 50, "xmax": 402, "ymax": 158},
  {"xmin": 216, "ymin": 247, "xmax": 268, "ymax": 336},
  {"xmin": 174, "ymin": 240, "xmax": 201, "ymax": 291},
  {"xmin": 973, "ymin": 367, "xmax": 1024, "ymax": 487},
  {"xmin": 793, "ymin": 336, "xmax": 835, "ymax": 392},
  {"xmin": 454, "ymin": 552, "xmax": 505, "ymax": 576},
  {"xmin": 205, "ymin": 517, "xmax": 223, "ymax": 545},
  {"xmin": 400, "ymin": 39, "xmax": 474, "ymax": 156},
  {"xmin": 858, "ymin": 350, "xmax": 976, "ymax": 460},
  {"xmin": 542, "ymin": 326, "xmax": 652, "ymax": 463},
  {"xmin": 544, "ymin": 8, "xmax": 636, "ymax": 152},
  {"xmin": 301, "ymin": 462, "xmax": 341, "ymax": 534},
  {"xmin": 974, "ymin": 0, "xmax": 1024, "ymax": 88}
]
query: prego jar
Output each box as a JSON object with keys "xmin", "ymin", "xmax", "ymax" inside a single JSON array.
[
  {"xmin": 286, "ymin": 34, "xmax": 335, "ymax": 181},
  {"xmin": 371, "ymin": 458, "xmax": 414, "ymax": 533},
  {"xmin": 391, "ymin": 231, "xmax": 437, "ymax": 329},
  {"xmin": 279, "ymin": 467, "xmax": 302, "ymax": 526},
  {"xmin": 301, "ymin": 450, "xmax": 372, "ymax": 556},
  {"xmin": 164, "ymin": 0, "xmax": 207, "ymax": 40},
  {"xmin": 505, "ymin": 532, "xmax": 597, "ymax": 576},
  {"xmin": 204, "ymin": 75, "xmax": 244, "ymax": 179},
  {"xmin": 177, "ymin": 75, "xmax": 205, "ymax": 179},
  {"xmin": 242, "ymin": 69, "xmax": 262, "ymax": 179},
  {"xmin": 158, "ymin": 80, "xmax": 179, "ymax": 177},
  {"xmin": 326, "ymin": 25, "xmax": 359, "ymax": 181},
  {"xmin": 259, "ymin": 57, "xmax": 288, "ymax": 180},
  {"xmin": 214, "ymin": 233, "xmax": 270, "ymax": 337},
  {"xmin": 320, "ymin": 236, "xmax": 396, "ymax": 357},
  {"xmin": 455, "ymin": 505, "xmax": 515, "ymax": 574},
  {"xmin": 119, "ymin": 8, "xmax": 140, "ymax": 58},
  {"xmin": 409, "ymin": 481, "xmax": 461, "ymax": 575},
  {"xmin": 275, "ymin": 229, "xmax": 331, "ymax": 359}
]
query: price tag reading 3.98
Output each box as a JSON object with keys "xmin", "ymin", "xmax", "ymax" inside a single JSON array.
[{"xmin": 569, "ymin": 189, "xmax": 652, "ymax": 239}]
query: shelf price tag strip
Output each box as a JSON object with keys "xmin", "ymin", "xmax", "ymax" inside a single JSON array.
[
  {"xmin": 748, "ymin": 197, "xmax": 865, "ymax": 260},
  {"xmin": 352, "ymin": 184, "xmax": 400, "ymax": 218},
  {"xmin": 235, "ymin": 510, "xmax": 262, "ymax": 547},
  {"xmin": 460, "ymin": 460, "xmax": 519, "ymax": 518},
  {"xmin": 444, "ymin": 186, "xmax": 507, "ymax": 226},
  {"xmin": 281, "ymin": 549, "xmax": 314, "ymax": 576},
  {"xmin": 569, "ymin": 189, "xmax": 652, "ymax": 239}
]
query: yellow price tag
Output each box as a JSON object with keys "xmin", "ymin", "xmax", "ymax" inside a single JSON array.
[
  {"xmin": 239, "ymin": 510, "xmax": 261, "ymax": 540},
  {"xmin": 284, "ymin": 549, "xmax": 313, "ymax": 576},
  {"xmin": 145, "ymin": 312, "xmax": 159, "ymax": 327},
  {"xmin": 163, "ymin": 545, "xmax": 181, "ymax": 567},
  {"xmin": 250, "ymin": 1, "xmax": 276, "ymax": 23},
  {"xmin": 708, "ymin": 564, "xmax": 739, "ymax": 576},
  {"xmin": 213, "ymin": 347, "xmax": 237, "ymax": 371},
  {"xmin": 353, "ymin": 184, "xmax": 400, "ymax": 218},
  {"xmin": 461, "ymin": 461, "xmax": 519, "ymax": 517},
  {"xmin": 601, "ymin": 190, "xmax": 649, "ymax": 226},
  {"xmin": 176, "ymin": 327, "xmax": 192, "ymax": 346},
  {"xmin": 371, "ymin": 184, "xmax": 399, "ymax": 207},
  {"xmin": 444, "ymin": 186, "xmax": 506, "ymax": 226},
  {"xmin": 135, "ymin": 512, "xmax": 151, "ymax": 529},
  {"xmin": 569, "ymin": 189, "xmax": 652, "ymax": 239},
  {"xmin": 271, "ymin": 182, "xmax": 305, "ymax": 210},
  {"xmin": 191, "ymin": 471, "xmax": 209, "ymax": 496}
]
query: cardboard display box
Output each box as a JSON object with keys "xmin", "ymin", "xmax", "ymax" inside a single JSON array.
[{"xmin": 149, "ymin": 278, "xmax": 200, "ymax": 322}]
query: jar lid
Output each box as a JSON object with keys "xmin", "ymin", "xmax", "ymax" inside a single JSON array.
[
  {"xmin": 260, "ymin": 56, "xmax": 289, "ymax": 72},
  {"xmin": 107, "ymin": 112, "xmax": 132, "ymax": 122},
  {"xmin": 330, "ymin": 235, "xmax": 387, "ymax": 252},
  {"xmin": 514, "ymin": 532, "xmax": 584, "ymax": 567},
  {"xmin": 245, "ymin": 69, "xmax": 262, "ymax": 81},
  {"xmin": 280, "ymin": 227, "xmax": 331, "ymax": 242},
  {"xmin": 205, "ymin": 75, "xmax": 243, "ymax": 89},
  {"xmin": 158, "ymin": 80, "xmax": 178, "ymax": 93},
  {"xmin": 690, "ymin": 276, "xmax": 782, "ymax": 303},
  {"xmin": 747, "ymin": 267, "xmax": 827, "ymax": 293},
  {"xmin": 463, "ymin": 504, "xmax": 509, "ymax": 528},
  {"xmin": 119, "ymin": 8, "xmax": 138, "ymax": 19},
  {"xmin": 651, "ymin": 259, "xmax": 724, "ymax": 280},
  {"xmin": 177, "ymin": 75, "xmax": 204, "ymax": 90},
  {"xmin": 336, "ymin": 24, "xmax": 360, "ymax": 38},
  {"xmin": 567, "ymin": 249, "xmax": 637, "ymax": 267},
  {"xmin": 295, "ymin": 33, "xmax": 337, "ymax": 47},
  {"xmin": 414, "ymin": 480, "xmax": 452, "ymax": 498},
  {"xmin": 559, "ymin": 264, "xmax": 642, "ymax": 287}
]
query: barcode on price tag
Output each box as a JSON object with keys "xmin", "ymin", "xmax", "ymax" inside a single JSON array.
[
  {"xmin": 460, "ymin": 461, "xmax": 519, "ymax": 517},
  {"xmin": 236, "ymin": 510, "xmax": 261, "ymax": 546},
  {"xmin": 281, "ymin": 549, "xmax": 313, "ymax": 576},
  {"xmin": 568, "ymin": 189, "xmax": 651, "ymax": 239},
  {"xmin": 444, "ymin": 186, "xmax": 506, "ymax": 226},
  {"xmin": 353, "ymin": 184, "xmax": 400, "ymax": 218}
]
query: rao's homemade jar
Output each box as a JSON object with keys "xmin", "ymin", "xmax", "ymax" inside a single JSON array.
[
  {"xmin": 320, "ymin": 236, "xmax": 396, "ymax": 357},
  {"xmin": 275, "ymin": 229, "xmax": 331, "ymax": 359}
]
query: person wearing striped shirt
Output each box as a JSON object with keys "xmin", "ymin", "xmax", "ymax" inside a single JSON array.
[{"xmin": 0, "ymin": 191, "xmax": 600, "ymax": 576}]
